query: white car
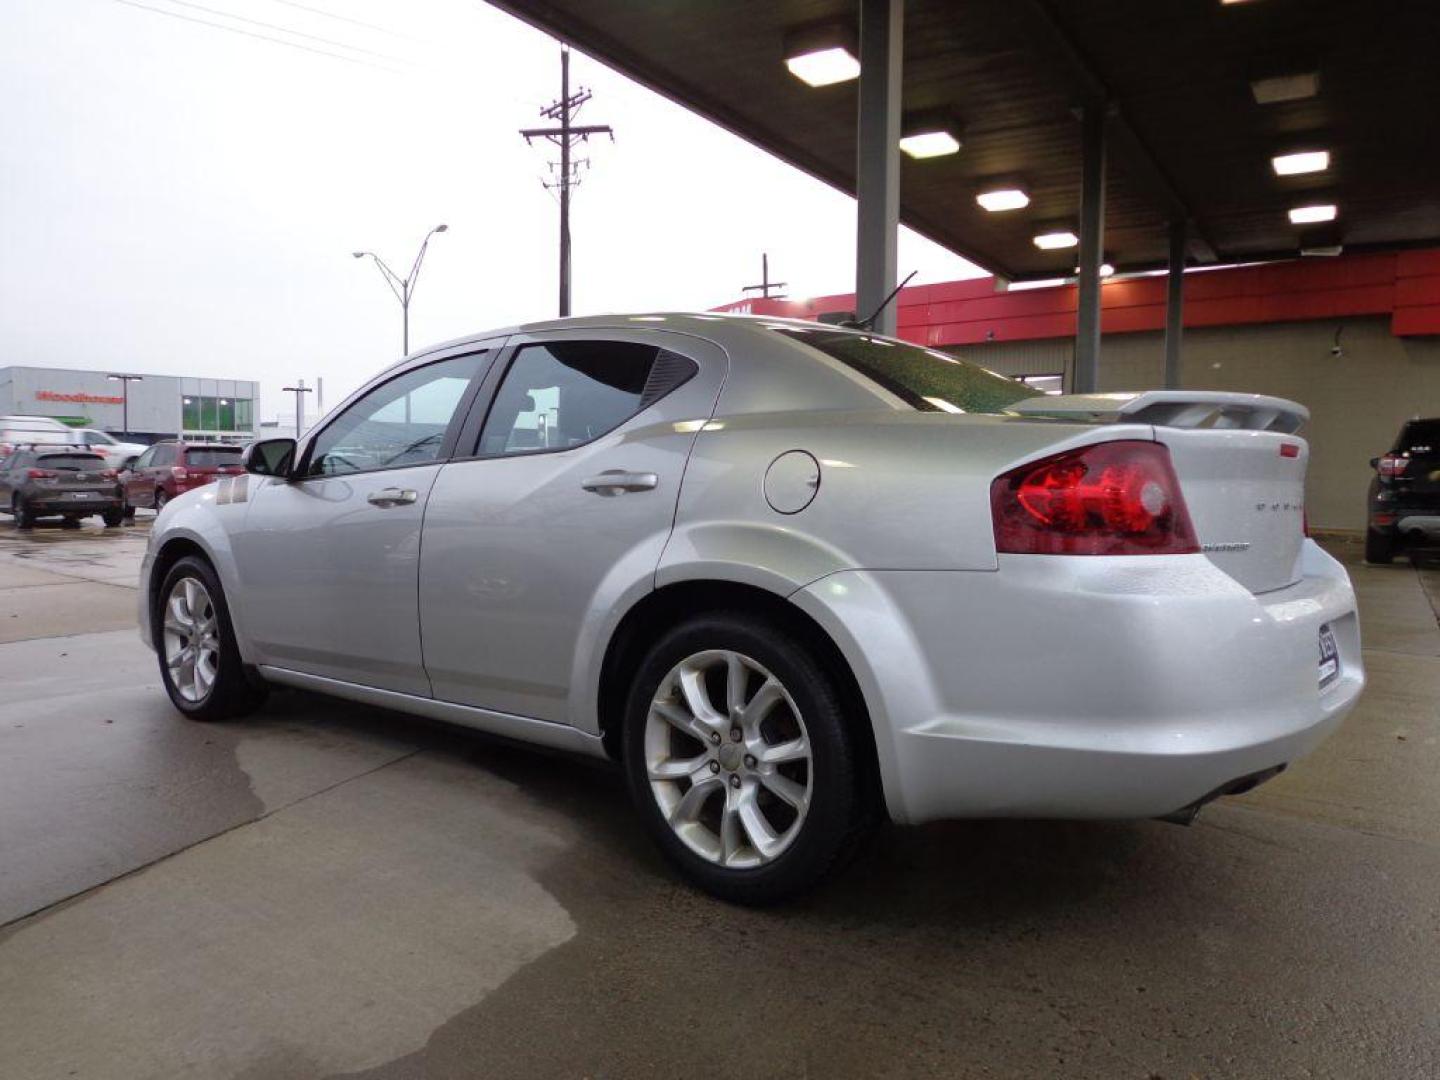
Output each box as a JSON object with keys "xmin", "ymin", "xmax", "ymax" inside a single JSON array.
[
  {"xmin": 138, "ymin": 315, "xmax": 1363, "ymax": 902},
  {"xmin": 73, "ymin": 428, "xmax": 148, "ymax": 470}
]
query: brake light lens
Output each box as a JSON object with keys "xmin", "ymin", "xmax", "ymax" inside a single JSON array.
[
  {"xmin": 171, "ymin": 467, "xmax": 189, "ymax": 481},
  {"xmin": 26, "ymin": 469, "xmax": 58, "ymax": 480},
  {"xmin": 991, "ymin": 440, "xmax": 1200, "ymax": 555},
  {"xmin": 1377, "ymin": 454, "xmax": 1408, "ymax": 478}
]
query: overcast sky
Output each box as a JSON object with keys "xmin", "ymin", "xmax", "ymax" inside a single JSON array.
[{"xmin": 0, "ymin": 0, "xmax": 983, "ymax": 421}]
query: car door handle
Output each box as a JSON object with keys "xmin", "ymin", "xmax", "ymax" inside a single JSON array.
[
  {"xmin": 581, "ymin": 470, "xmax": 659, "ymax": 495},
  {"xmin": 367, "ymin": 488, "xmax": 418, "ymax": 508}
]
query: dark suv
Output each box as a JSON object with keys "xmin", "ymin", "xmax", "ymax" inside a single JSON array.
[
  {"xmin": 1367, "ymin": 418, "xmax": 1440, "ymax": 563},
  {"xmin": 120, "ymin": 440, "xmax": 246, "ymax": 513},
  {"xmin": 0, "ymin": 446, "xmax": 125, "ymax": 529}
]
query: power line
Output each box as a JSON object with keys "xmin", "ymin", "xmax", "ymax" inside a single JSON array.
[
  {"xmin": 155, "ymin": 0, "xmax": 406, "ymax": 63},
  {"xmin": 110, "ymin": 0, "xmax": 406, "ymax": 74},
  {"xmin": 519, "ymin": 46, "xmax": 613, "ymax": 317},
  {"xmin": 266, "ymin": 0, "xmax": 425, "ymax": 43}
]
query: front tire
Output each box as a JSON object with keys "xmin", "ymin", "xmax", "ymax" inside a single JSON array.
[
  {"xmin": 154, "ymin": 555, "xmax": 267, "ymax": 721},
  {"xmin": 1365, "ymin": 528, "xmax": 1394, "ymax": 564},
  {"xmin": 622, "ymin": 613, "xmax": 864, "ymax": 904}
]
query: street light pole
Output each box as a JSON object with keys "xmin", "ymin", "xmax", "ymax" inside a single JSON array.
[
  {"xmin": 106, "ymin": 374, "xmax": 144, "ymax": 437},
  {"xmin": 281, "ymin": 382, "xmax": 314, "ymax": 438},
  {"xmin": 352, "ymin": 224, "xmax": 448, "ymax": 355}
]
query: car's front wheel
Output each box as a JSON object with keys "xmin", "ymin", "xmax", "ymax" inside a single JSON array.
[
  {"xmin": 155, "ymin": 555, "xmax": 267, "ymax": 721},
  {"xmin": 622, "ymin": 613, "xmax": 864, "ymax": 904}
]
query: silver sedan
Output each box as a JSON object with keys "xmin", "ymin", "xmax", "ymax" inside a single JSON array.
[{"xmin": 139, "ymin": 314, "xmax": 1362, "ymax": 902}]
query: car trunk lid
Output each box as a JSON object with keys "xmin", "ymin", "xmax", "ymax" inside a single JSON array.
[{"xmin": 1011, "ymin": 390, "xmax": 1309, "ymax": 593}]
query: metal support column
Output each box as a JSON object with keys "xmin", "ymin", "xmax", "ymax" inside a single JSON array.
[
  {"xmin": 1073, "ymin": 102, "xmax": 1107, "ymax": 393},
  {"xmin": 1163, "ymin": 219, "xmax": 1186, "ymax": 389},
  {"xmin": 855, "ymin": 0, "xmax": 902, "ymax": 335}
]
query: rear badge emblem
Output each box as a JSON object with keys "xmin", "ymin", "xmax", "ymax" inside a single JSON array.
[{"xmin": 1202, "ymin": 542, "xmax": 1251, "ymax": 553}]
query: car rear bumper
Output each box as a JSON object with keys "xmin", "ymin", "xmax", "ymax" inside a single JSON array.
[
  {"xmin": 793, "ymin": 539, "xmax": 1363, "ymax": 825},
  {"xmin": 26, "ymin": 495, "xmax": 123, "ymax": 513}
]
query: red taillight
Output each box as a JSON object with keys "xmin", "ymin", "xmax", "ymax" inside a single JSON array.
[
  {"xmin": 1377, "ymin": 454, "xmax": 1408, "ymax": 478},
  {"xmin": 1280, "ymin": 442, "xmax": 1300, "ymax": 459},
  {"xmin": 991, "ymin": 440, "xmax": 1200, "ymax": 556},
  {"xmin": 171, "ymin": 467, "xmax": 188, "ymax": 481},
  {"xmin": 26, "ymin": 469, "xmax": 58, "ymax": 480},
  {"xmin": 100, "ymin": 469, "xmax": 118, "ymax": 480}
]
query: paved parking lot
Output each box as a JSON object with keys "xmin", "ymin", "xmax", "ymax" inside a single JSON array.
[{"xmin": 1, "ymin": 521, "xmax": 1438, "ymax": 1079}]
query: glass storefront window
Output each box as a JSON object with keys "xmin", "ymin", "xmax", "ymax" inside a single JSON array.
[{"xmin": 181, "ymin": 396, "xmax": 254, "ymax": 433}]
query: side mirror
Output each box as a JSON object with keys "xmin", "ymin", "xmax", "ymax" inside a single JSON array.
[
  {"xmin": 1369, "ymin": 457, "xmax": 1380, "ymax": 469},
  {"xmin": 242, "ymin": 438, "xmax": 297, "ymax": 478}
]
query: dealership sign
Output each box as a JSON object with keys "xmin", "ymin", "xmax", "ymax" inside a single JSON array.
[{"xmin": 36, "ymin": 390, "xmax": 125, "ymax": 405}]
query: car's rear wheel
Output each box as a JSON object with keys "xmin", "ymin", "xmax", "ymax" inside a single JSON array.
[
  {"xmin": 155, "ymin": 555, "xmax": 267, "ymax": 721},
  {"xmin": 122, "ymin": 504, "xmax": 136, "ymax": 520},
  {"xmin": 622, "ymin": 613, "xmax": 863, "ymax": 904},
  {"xmin": 60, "ymin": 517, "xmax": 81, "ymax": 530},
  {"xmin": 1365, "ymin": 528, "xmax": 1394, "ymax": 564},
  {"xmin": 102, "ymin": 509, "xmax": 124, "ymax": 528},
  {"xmin": 13, "ymin": 496, "xmax": 35, "ymax": 530}
]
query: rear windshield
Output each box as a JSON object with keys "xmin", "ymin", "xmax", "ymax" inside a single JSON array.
[
  {"xmin": 772, "ymin": 327, "xmax": 1040, "ymax": 413},
  {"xmin": 1395, "ymin": 420, "xmax": 1440, "ymax": 456},
  {"xmin": 38, "ymin": 454, "xmax": 106, "ymax": 470},
  {"xmin": 186, "ymin": 448, "xmax": 243, "ymax": 466}
]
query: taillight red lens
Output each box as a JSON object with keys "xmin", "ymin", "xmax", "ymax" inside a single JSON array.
[
  {"xmin": 171, "ymin": 467, "xmax": 188, "ymax": 480},
  {"xmin": 26, "ymin": 469, "xmax": 58, "ymax": 480},
  {"xmin": 1377, "ymin": 454, "xmax": 1408, "ymax": 478},
  {"xmin": 991, "ymin": 440, "xmax": 1200, "ymax": 556},
  {"xmin": 100, "ymin": 469, "xmax": 118, "ymax": 480}
]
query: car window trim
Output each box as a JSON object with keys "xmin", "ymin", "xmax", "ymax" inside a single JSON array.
[
  {"xmin": 448, "ymin": 331, "xmax": 698, "ymax": 464},
  {"xmin": 293, "ymin": 345, "xmax": 498, "ymax": 481}
]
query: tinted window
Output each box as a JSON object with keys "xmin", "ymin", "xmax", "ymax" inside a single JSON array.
[
  {"xmin": 307, "ymin": 352, "xmax": 485, "ymax": 477},
  {"xmin": 151, "ymin": 445, "xmax": 176, "ymax": 467},
  {"xmin": 772, "ymin": 326, "xmax": 1039, "ymax": 414},
  {"xmin": 38, "ymin": 454, "xmax": 106, "ymax": 470},
  {"xmin": 477, "ymin": 341, "xmax": 678, "ymax": 456},
  {"xmin": 133, "ymin": 448, "xmax": 156, "ymax": 469},
  {"xmin": 1395, "ymin": 420, "xmax": 1440, "ymax": 456},
  {"xmin": 185, "ymin": 448, "xmax": 243, "ymax": 467}
]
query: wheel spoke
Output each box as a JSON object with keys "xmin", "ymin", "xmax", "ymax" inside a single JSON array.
[
  {"xmin": 725, "ymin": 653, "xmax": 748, "ymax": 715},
  {"xmin": 168, "ymin": 595, "xmax": 193, "ymax": 630},
  {"xmin": 652, "ymin": 700, "xmax": 714, "ymax": 745},
  {"xmin": 759, "ymin": 736, "xmax": 809, "ymax": 765},
  {"xmin": 668, "ymin": 776, "xmax": 721, "ymax": 825},
  {"xmin": 182, "ymin": 579, "xmax": 199, "ymax": 617},
  {"xmin": 720, "ymin": 791, "xmax": 744, "ymax": 864},
  {"xmin": 760, "ymin": 770, "xmax": 808, "ymax": 810},
  {"xmin": 736, "ymin": 786, "xmax": 780, "ymax": 858},
  {"xmin": 740, "ymin": 678, "xmax": 785, "ymax": 731},
  {"xmin": 677, "ymin": 665, "xmax": 723, "ymax": 726},
  {"xmin": 648, "ymin": 754, "xmax": 708, "ymax": 781},
  {"xmin": 166, "ymin": 644, "xmax": 191, "ymax": 671}
]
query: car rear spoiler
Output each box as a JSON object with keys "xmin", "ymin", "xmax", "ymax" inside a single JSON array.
[{"xmin": 1008, "ymin": 390, "xmax": 1308, "ymax": 433}]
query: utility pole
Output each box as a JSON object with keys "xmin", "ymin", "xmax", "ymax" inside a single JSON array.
[
  {"xmin": 521, "ymin": 45, "xmax": 613, "ymax": 317},
  {"xmin": 281, "ymin": 381, "xmax": 313, "ymax": 439},
  {"xmin": 742, "ymin": 253, "xmax": 788, "ymax": 300},
  {"xmin": 106, "ymin": 374, "xmax": 143, "ymax": 437}
]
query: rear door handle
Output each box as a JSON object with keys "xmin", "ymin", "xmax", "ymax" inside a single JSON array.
[
  {"xmin": 581, "ymin": 470, "xmax": 659, "ymax": 496},
  {"xmin": 367, "ymin": 488, "xmax": 418, "ymax": 508}
]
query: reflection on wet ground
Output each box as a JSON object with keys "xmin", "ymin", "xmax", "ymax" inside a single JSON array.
[{"xmin": 1, "ymin": 532, "xmax": 1438, "ymax": 1078}]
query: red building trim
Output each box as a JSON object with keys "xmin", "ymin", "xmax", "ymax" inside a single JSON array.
[{"xmin": 714, "ymin": 249, "xmax": 1440, "ymax": 347}]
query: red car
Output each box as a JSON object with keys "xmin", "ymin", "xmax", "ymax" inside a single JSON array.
[{"xmin": 120, "ymin": 440, "xmax": 246, "ymax": 514}]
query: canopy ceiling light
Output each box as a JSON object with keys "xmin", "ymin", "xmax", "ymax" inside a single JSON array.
[
  {"xmin": 976, "ymin": 186, "xmax": 1030, "ymax": 212},
  {"xmin": 783, "ymin": 22, "xmax": 859, "ymax": 87},
  {"xmin": 899, "ymin": 111, "xmax": 962, "ymax": 159},
  {"xmin": 1272, "ymin": 150, "xmax": 1330, "ymax": 176},
  {"xmin": 1251, "ymin": 70, "xmax": 1320, "ymax": 105},
  {"xmin": 1289, "ymin": 204, "xmax": 1337, "ymax": 224},
  {"xmin": 1033, "ymin": 229, "xmax": 1079, "ymax": 250}
]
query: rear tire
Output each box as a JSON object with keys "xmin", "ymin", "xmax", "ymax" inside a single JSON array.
[
  {"xmin": 102, "ymin": 509, "xmax": 124, "ymax": 528},
  {"xmin": 122, "ymin": 504, "xmax": 136, "ymax": 520},
  {"xmin": 1365, "ymin": 528, "xmax": 1394, "ymax": 564},
  {"xmin": 622, "ymin": 612, "xmax": 864, "ymax": 905},
  {"xmin": 13, "ymin": 496, "xmax": 34, "ymax": 530},
  {"xmin": 154, "ymin": 555, "xmax": 267, "ymax": 721},
  {"xmin": 61, "ymin": 517, "xmax": 81, "ymax": 530}
]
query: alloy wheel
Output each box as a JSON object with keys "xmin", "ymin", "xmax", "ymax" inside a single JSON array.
[
  {"xmin": 643, "ymin": 649, "xmax": 813, "ymax": 869},
  {"xmin": 162, "ymin": 577, "xmax": 221, "ymax": 703}
]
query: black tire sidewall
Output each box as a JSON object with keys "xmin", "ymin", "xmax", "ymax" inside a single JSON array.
[
  {"xmin": 622, "ymin": 613, "xmax": 860, "ymax": 904},
  {"xmin": 1365, "ymin": 529, "xmax": 1394, "ymax": 564},
  {"xmin": 154, "ymin": 555, "xmax": 264, "ymax": 721}
]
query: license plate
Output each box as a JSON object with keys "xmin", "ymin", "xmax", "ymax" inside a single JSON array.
[
  {"xmin": 1318, "ymin": 623, "xmax": 1339, "ymax": 689},
  {"xmin": 64, "ymin": 492, "xmax": 98, "ymax": 500}
]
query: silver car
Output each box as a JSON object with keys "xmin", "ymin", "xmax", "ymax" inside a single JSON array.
[{"xmin": 140, "ymin": 314, "xmax": 1363, "ymax": 902}]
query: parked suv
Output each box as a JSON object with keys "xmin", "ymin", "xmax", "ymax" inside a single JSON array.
[
  {"xmin": 1367, "ymin": 417, "xmax": 1440, "ymax": 563},
  {"xmin": 0, "ymin": 417, "xmax": 81, "ymax": 458},
  {"xmin": 0, "ymin": 446, "xmax": 124, "ymax": 528},
  {"xmin": 121, "ymin": 441, "xmax": 246, "ymax": 513}
]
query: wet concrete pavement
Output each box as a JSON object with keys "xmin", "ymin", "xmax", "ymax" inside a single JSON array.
[{"xmin": 1, "ymin": 523, "xmax": 1437, "ymax": 1079}]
